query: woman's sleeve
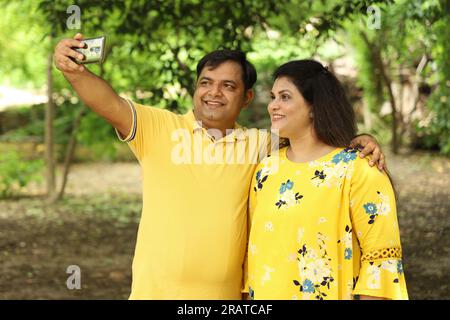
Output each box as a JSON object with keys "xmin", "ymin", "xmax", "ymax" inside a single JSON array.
[
  {"xmin": 241, "ymin": 165, "xmax": 259, "ymax": 294},
  {"xmin": 350, "ymin": 157, "xmax": 408, "ymax": 300}
]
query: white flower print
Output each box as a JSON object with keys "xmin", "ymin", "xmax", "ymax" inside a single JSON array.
[
  {"xmin": 305, "ymin": 259, "xmax": 332, "ymax": 283},
  {"xmin": 264, "ymin": 221, "xmax": 274, "ymax": 232},
  {"xmin": 297, "ymin": 228, "xmax": 305, "ymax": 244},
  {"xmin": 343, "ymin": 232, "xmax": 352, "ymax": 247},
  {"xmin": 261, "ymin": 265, "xmax": 275, "ymax": 286},
  {"xmin": 249, "ymin": 243, "xmax": 257, "ymax": 255},
  {"xmin": 305, "ymin": 248, "xmax": 318, "ymax": 260},
  {"xmin": 381, "ymin": 260, "xmax": 399, "ymax": 273},
  {"xmin": 279, "ymin": 190, "xmax": 298, "ymax": 209},
  {"xmin": 309, "ymin": 155, "xmax": 355, "ymax": 189},
  {"xmin": 376, "ymin": 191, "xmax": 391, "ymax": 216},
  {"xmin": 366, "ymin": 264, "xmax": 381, "ymax": 289},
  {"xmin": 287, "ymin": 252, "xmax": 297, "ymax": 262}
]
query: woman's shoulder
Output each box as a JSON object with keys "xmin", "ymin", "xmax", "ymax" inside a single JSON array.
[{"xmin": 348, "ymin": 148, "xmax": 390, "ymax": 183}]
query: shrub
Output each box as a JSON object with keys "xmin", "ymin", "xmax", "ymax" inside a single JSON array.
[{"xmin": 0, "ymin": 150, "xmax": 43, "ymax": 197}]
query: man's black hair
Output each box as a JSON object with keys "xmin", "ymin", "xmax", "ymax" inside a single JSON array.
[{"xmin": 196, "ymin": 49, "xmax": 257, "ymax": 91}]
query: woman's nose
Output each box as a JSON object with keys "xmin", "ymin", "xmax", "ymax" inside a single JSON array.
[{"xmin": 268, "ymin": 100, "xmax": 280, "ymax": 112}]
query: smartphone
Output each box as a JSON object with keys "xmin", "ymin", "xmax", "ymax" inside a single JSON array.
[{"xmin": 72, "ymin": 36, "xmax": 106, "ymax": 64}]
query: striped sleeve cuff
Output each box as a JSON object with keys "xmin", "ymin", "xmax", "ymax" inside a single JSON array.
[{"xmin": 115, "ymin": 99, "xmax": 137, "ymax": 142}]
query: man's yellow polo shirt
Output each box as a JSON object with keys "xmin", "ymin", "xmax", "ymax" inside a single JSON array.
[{"xmin": 117, "ymin": 100, "xmax": 270, "ymax": 299}]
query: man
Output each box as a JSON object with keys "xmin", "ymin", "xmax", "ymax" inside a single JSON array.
[{"xmin": 54, "ymin": 33, "xmax": 385, "ymax": 299}]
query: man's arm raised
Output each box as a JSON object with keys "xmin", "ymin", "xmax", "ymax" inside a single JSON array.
[{"xmin": 54, "ymin": 33, "xmax": 132, "ymax": 138}]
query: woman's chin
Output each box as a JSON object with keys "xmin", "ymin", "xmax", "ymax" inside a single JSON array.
[{"xmin": 271, "ymin": 125, "xmax": 284, "ymax": 135}]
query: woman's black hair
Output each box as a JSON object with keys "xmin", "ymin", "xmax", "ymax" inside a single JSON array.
[
  {"xmin": 274, "ymin": 59, "xmax": 397, "ymax": 197},
  {"xmin": 273, "ymin": 59, "xmax": 356, "ymax": 147}
]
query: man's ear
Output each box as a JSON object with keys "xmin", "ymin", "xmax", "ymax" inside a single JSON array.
[{"xmin": 243, "ymin": 89, "xmax": 254, "ymax": 109}]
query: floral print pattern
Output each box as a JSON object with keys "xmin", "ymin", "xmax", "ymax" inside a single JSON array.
[
  {"xmin": 331, "ymin": 148, "xmax": 358, "ymax": 164},
  {"xmin": 310, "ymin": 148, "xmax": 357, "ymax": 188},
  {"xmin": 293, "ymin": 233, "xmax": 334, "ymax": 300},
  {"xmin": 363, "ymin": 191, "xmax": 391, "ymax": 224},
  {"xmin": 246, "ymin": 147, "xmax": 408, "ymax": 300},
  {"xmin": 254, "ymin": 167, "xmax": 270, "ymax": 192},
  {"xmin": 275, "ymin": 179, "xmax": 303, "ymax": 210},
  {"xmin": 364, "ymin": 259, "xmax": 405, "ymax": 288}
]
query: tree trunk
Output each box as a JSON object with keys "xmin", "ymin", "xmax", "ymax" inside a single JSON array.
[
  {"xmin": 56, "ymin": 64, "xmax": 106, "ymax": 200},
  {"xmin": 56, "ymin": 107, "xmax": 87, "ymax": 200},
  {"xmin": 379, "ymin": 63, "xmax": 399, "ymax": 154},
  {"xmin": 360, "ymin": 31, "xmax": 399, "ymax": 154},
  {"xmin": 45, "ymin": 51, "xmax": 56, "ymax": 199}
]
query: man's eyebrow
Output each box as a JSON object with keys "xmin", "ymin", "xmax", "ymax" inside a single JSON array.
[
  {"xmin": 223, "ymin": 80, "xmax": 237, "ymax": 85},
  {"xmin": 198, "ymin": 76, "xmax": 212, "ymax": 81}
]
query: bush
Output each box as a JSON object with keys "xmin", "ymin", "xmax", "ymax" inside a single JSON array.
[{"xmin": 0, "ymin": 150, "xmax": 43, "ymax": 197}]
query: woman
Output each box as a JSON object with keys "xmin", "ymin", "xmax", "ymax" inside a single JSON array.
[{"xmin": 245, "ymin": 60, "xmax": 408, "ymax": 300}]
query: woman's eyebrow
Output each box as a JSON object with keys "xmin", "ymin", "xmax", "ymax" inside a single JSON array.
[{"xmin": 270, "ymin": 89, "xmax": 292, "ymax": 95}]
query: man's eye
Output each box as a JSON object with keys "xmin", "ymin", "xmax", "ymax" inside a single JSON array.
[{"xmin": 224, "ymin": 84, "xmax": 235, "ymax": 89}]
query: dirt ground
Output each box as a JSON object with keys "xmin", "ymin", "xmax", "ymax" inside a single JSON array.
[{"xmin": 0, "ymin": 151, "xmax": 449, "ymax": 300}]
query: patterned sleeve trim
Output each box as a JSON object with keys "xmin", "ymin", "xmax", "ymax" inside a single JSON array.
[
  {"xmin": 115, "ymin": 99, "xmax": 137, "ymax": 142},
  {"xmin": 361, "ymin": 247, "xmax": 402, "ymax": 262}
]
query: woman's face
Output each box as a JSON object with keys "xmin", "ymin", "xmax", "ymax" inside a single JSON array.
[{"xmin": 268, "ymin": 76, "xmax": 313, "ymax": 139}]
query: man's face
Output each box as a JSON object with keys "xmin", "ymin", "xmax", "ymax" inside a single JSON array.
[{"xmin": 193, "ymin": 60, "xmax": 253, "ymax": 131}]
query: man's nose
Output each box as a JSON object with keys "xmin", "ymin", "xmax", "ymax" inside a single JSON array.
[{"xmin": 209, "ymin": 84, "xmax": 223, "ymax": 97}]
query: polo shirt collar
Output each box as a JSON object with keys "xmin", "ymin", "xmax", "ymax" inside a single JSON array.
[{"xmin": 183, "ymin": 110, "xmax": 247, "ymax": 142}]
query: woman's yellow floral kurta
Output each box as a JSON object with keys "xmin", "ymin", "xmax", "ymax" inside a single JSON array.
[{"xmin": 245, "ymin": 147, "xmax": 408, "ymax": 300}]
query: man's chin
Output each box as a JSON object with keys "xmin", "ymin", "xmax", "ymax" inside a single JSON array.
[{"xmin": 201, "ymin": 108, "xmax": 226, "ymax": 121}]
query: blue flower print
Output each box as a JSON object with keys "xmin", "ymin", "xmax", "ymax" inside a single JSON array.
[
  {"xmin": 256, "ymin": 170, "xmax": 261, "ymax": 181},
  {"xmin": 254, "ymin": 169, "xmax": 269, "ymax": 192},
  {"xmin": 332, "ymin": 148, "xmax": 358, "ymax": 164},
  {"xmin": 363, "ymin": 203, "xmax": 378, "ymax": 215},
  {"xmin": 342, "ymin": 152, "xmax": 357, "ymax": 163},
  {"xmin": 344, "ymin": 248, "xmax": 352, "ymax": 260},
  {"xmin": 302, "ymin": 279, "xmax": 315, "ymax": 293},
  {"xmin": 249, "ymin": 287, "xmax": 255, "ymax": 300},
  {"xmin": 280, "ymin": 180, "xmax": 294, "ymax": 194},
  {"xmin": 397, "ymin": 260, "xmax": 404, "ymax": 275},
  {"xmin": 286, "ymin": 180, "xmax": 294, "ymax": 190},
  {"xmin": 332, "ymin": 153, "xmax": 344, "ymax": 164}
]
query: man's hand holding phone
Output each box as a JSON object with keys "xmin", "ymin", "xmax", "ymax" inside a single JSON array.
[
  {"xmin": 54, "ymin": 33, "xmax": 106, "ymax": 74},
  {"xmin": 54, "ymin": 33, "xmax": 87, "ymax": 74}
]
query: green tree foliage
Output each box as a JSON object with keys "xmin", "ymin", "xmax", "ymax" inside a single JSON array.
[
  {"xmin": 0, "ymin": 150, "xmax": 43, "ymax": 197},
  {"xmin": 0, "ymin": 0, "xmax": 448, "ymax": 156}
]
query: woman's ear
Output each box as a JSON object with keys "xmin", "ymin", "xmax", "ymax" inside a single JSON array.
[{"xmin": 243, "ymin": 89, "xmax": 255, "ymax": 109}]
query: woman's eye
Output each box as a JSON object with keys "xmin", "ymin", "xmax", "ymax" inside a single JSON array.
[{"xmin": 281, "ymin": 94, "xmax": 290, "ymax": 100}]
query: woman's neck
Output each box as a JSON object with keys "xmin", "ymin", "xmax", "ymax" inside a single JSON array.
[{"xmin": 287, "ymin": 130, "xmax": 336, "ymax": 163}]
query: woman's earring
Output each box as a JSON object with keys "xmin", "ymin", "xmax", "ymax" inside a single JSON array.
[{"xmin": 309, "ymin": 112, "xmax": 314, "ymax": 119}]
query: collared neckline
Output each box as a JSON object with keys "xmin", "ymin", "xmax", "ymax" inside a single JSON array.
[{"xmin": 183, "ymin": 110, "xmax": 247, "ymax": 142}]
